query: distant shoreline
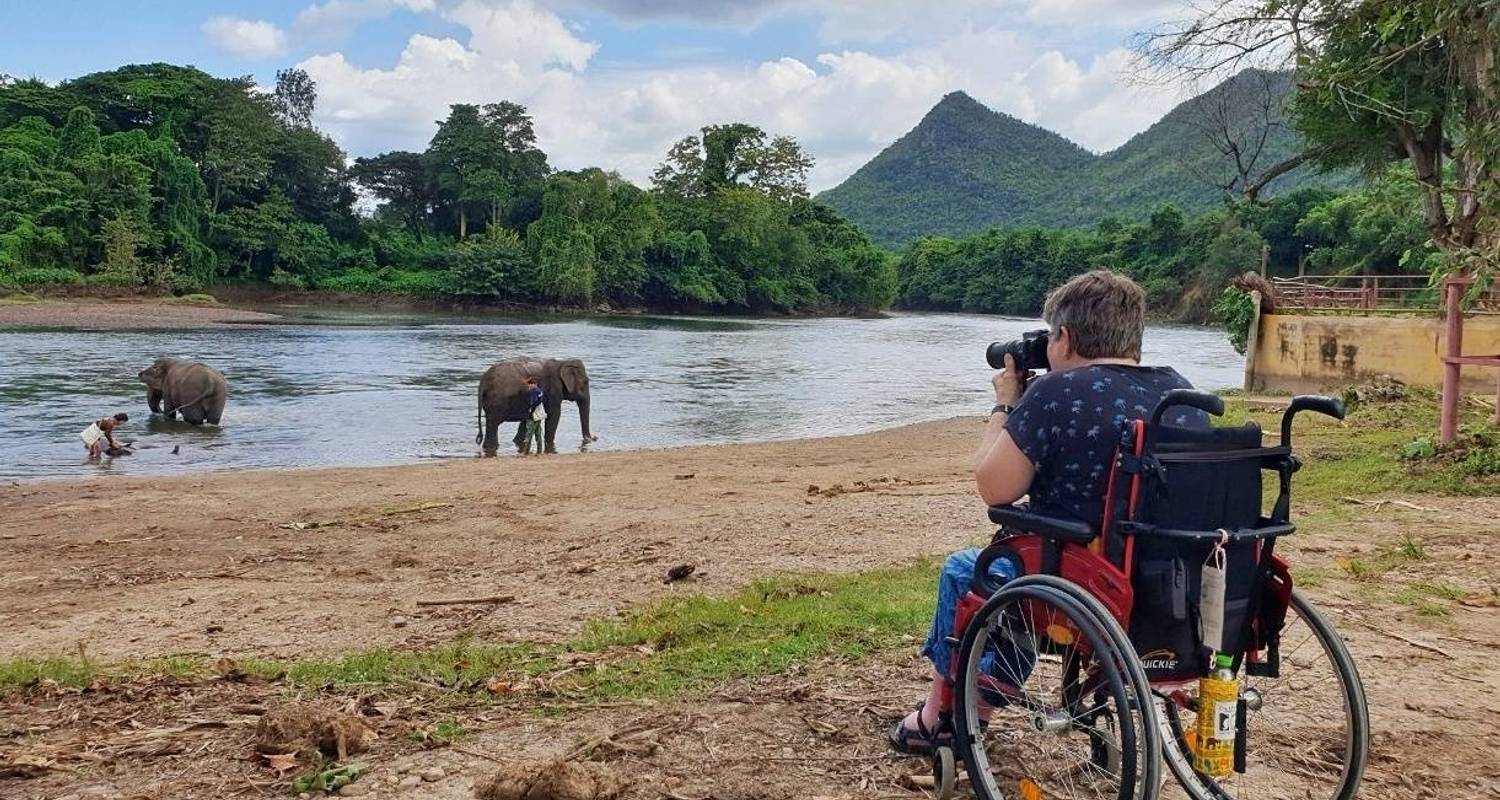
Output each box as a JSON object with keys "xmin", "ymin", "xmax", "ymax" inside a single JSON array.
[
  {"xmin": 0, "ymin": 296, "xmax": 286, "ymax": 330},
  {"xmin": 0, "ymin": 288, "xmax": 890, "ymax": 330}
]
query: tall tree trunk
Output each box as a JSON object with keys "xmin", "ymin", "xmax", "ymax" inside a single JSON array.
[
  {"xmin": 1398, "ymin": 118, "xmax": 1453, "ymax": 250},
  {"xmin": 1450, "ymin": 11, "xmax": 1497, "ymax": 251},
  {"xmin": 458, "ymin": 207, "xmax": 468, "ymax": 241}
]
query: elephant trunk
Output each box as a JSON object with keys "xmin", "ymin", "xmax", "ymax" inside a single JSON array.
[{"xmin": 577, "ymin": 396, "xmax": 592, "ymax": 441}]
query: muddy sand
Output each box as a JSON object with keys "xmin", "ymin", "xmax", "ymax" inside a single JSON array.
[
  {"xmin": 0, "ymin": 298, "xmax": 282, "ymax": 330},
  {"xmin": 3, "ymin": 419, "xmax": 1499, "ymax": 799}
]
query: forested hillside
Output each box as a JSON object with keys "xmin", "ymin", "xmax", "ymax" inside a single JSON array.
[
  {"xmin": 0, "ymin": 64, "xmax": 895, "ymax": 313},
  {"xmin": 819, "ymin": 70, "xmax": 1353, "ymax": 247},
  {"xmin": 815, "ymin": 92, "xmax": 1094, "ymax": 247},
  {"xmin": 896, "ymin": 165, "xmax": 1438, "ymax": 322}
]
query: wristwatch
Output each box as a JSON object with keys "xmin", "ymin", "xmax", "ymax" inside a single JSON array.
[{"xmin": 988, "ymin": 403, "xmax": 1015, "ymax": 420}]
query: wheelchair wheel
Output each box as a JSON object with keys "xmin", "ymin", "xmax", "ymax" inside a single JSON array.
[
  {"xmin": 1158, "ymin": 591, "xmax": 1369, "ymax": 800},
  {"xmin": 953, "ymin": 580, "xmax": 1160, "ymax": 800}
]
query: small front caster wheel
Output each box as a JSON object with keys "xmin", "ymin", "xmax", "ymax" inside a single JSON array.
[{"xmin": 932, "ymin": 745, "xmax": 956, "ymax": 799}]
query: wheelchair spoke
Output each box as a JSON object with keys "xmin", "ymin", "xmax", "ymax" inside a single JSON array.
[
  {"xmin": 1157, "ymin": 593, "xmax": 1366, "ymax": 800},
  {"xmin": 956, "ymin": 583, "xmax": 1145, "ymax": 800}
]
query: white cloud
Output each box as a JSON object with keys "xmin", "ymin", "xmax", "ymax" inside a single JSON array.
[
  {"xmin": 295, "ymin": 0, "xmax": 437, "ymax": 41},
  {"xmin": 202, "ymin": 16, "xmax": 289, "ymax": 59},
  {"xmin": 301, "ymin": 0, "xmax": 1186, "ymax": 191}
]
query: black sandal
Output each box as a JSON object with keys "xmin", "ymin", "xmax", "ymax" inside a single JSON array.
[{"xmin": 886, "ymin": 701, "xmax": 951, "ymax": 755}]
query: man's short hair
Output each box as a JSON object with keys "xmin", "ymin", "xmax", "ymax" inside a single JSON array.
[
  {"xmin": 1042, "ymin": 270, "xmax": 1145, "ymax": 361},
  {"xmin": 525, "ymin": 377, "xmax": 539, "ymax": 385},
  {"xmin": 114, "ymin": 413, "xmax": 129, "ymax": 422}
]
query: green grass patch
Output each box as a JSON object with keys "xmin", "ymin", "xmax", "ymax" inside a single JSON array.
[
  {"xmin": 0, "ymin": 655, "xmax": 201, "ymax": 687},
  {"xmin": 407, "ymin": 718, "xmax": 470, "ymax": 745},
  {"xmin": 565, "ymin": 563, "xmax": 936, "ymax": 700},
  {"xmin": 1221, "ymin": 395, "xmax": 1500, "ymax": 502},
  {"xmin": 0, "ymin": 563, "xmax": 940, "ymax": 699},
  {"xmin": 1289, "ymin": 565, "xmax": 1336, "ymax": 589}
]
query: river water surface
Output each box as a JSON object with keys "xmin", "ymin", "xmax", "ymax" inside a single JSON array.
[{"xmin": 0, "ymin": 309, "xmax": 1241, "ymax": 480}]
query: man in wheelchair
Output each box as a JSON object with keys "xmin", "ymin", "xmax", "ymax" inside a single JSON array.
[{"xmin": 888, "ymin": 270, "xmax": 1208, "ymax": 753}]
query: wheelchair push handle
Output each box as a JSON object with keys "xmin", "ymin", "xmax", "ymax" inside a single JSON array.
[
  {"xmin": 1149, "ymin": 388, "xmax": 1225, "ymax": 426},
  {"xmin": 1280, "ymin": 394, "xmax": 1346, "ymax": 448}
]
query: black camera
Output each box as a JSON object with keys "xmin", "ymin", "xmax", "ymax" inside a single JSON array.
[{"xmin": 986, "ymin": 329, "xmax": 1051, "ymax": 373}]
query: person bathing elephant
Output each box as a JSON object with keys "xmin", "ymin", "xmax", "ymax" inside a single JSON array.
[
  {"xmin": 477, "ymin": 358, "xmax": 596, "ymax": 455},
  {"xmin": 139, "ymin": 357, "xmax": 228, "ymax": 425}
]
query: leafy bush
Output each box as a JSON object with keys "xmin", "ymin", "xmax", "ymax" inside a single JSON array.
[
  {"xmin": 317, "ymin": 270, "xmax": 386, "ymax": 294},
  {"xmin": 384, "ymin": 269, "xmax": 448, "ymax": 296},
  {"xmin": 13, "ymin": 267, "xmax": 84, "ymax": 286},
  {"xmin": 84, "ymin": 270, "xmax": 140, "ymax": 288},
  {"xmin": 1214, "ymin": 286, "xmax": 1256, "ymax": 355},
  {"xmin": 269, "ymin": 267, "xmax": 307, "ymax": 290},
  {"xmin": 446, "ymin": 229, "xmax": 532, "ymax": 297},
  {"xmin": 169, "ymin": 269, "xmax": 205, "ymax": 294}
]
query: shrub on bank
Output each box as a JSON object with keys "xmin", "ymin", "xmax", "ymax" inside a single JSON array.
[
  {"xmin": 13, "ymin": 267, "xmax": 84, "ymax": 286},
  {"xmin": 316, "ymin": 268, "xmax": 449, "ymax": 296}
]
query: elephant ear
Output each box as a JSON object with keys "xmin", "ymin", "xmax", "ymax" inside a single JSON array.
[{"xmin": 560, "ymin": 361, "xmax": 585, "ymax": 396}]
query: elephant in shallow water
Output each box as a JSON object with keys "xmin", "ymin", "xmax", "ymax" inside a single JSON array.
[
  {"xmin": 477, "ymin": 358, "xmax": 594, "ymax": 454},
  {"xmin": 139, "ymin": 357, "xmax": 228, "ymax": 425}
]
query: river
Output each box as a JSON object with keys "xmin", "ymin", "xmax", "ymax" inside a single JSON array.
[{"xmin": 0, "ymin": 309, "xmax": 1241, "ymax": 480}]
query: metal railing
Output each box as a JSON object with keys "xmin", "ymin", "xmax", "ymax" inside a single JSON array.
[{"xmin": 1272, "ymin": 274, "xmax": 1436, "ymax": 312}]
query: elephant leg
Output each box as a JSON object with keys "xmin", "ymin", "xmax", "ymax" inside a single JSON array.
[
  {"xmin": 512, "ymin": 421, "xmax": 527, "ymax": 452},
  {"xmin": 483, "ymin": 409, "xmax": 501, "ymax": 453},
  {"xmin": 543, "ymin": 411, "xmax": 560, "ymax": 454},
  {"xmin": 181, "ymin": 406, "xmax": 206, "ymax": 425}
]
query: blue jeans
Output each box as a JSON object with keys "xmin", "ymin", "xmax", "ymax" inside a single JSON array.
[{"xmin": 922, "ymin": 548, "xmax": 1034, "ymax": 688}]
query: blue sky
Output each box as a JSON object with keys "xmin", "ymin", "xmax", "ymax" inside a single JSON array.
[{"xmin": 0, "ymin": 0, "xmax": 1193, "ymax": 190}]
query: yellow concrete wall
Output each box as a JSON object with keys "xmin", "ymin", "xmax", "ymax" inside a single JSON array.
[{"xmin": 1247, "ymin": 313, "xmax": 1500, "ymax": 393}]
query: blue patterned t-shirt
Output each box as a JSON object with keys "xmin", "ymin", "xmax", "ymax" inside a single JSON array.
[{"xmin": 1004, "ymin": 364, "xmax": 1206, "ymax": 524}]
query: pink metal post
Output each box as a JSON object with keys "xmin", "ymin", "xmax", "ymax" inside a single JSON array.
[{"xmin": 1439, "ymin": 277, "xmax": 1464, "ymax": 444}]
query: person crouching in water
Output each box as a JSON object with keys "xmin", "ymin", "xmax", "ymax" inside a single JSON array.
[
  {"xmin": 81, "ymin": 412, "xmax": 129, "ymax": 459},
  {"xmin": 523, "ymin": 377, "xmax": 546, "ymax": 455}
]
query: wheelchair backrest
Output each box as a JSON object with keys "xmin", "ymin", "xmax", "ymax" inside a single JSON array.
[{"xmin": 1108, "ymin": 417, "xmax": 1288, "ymax": 681}]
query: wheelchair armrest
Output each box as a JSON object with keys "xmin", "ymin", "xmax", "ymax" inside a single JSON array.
[
  {"xmin": 988, "ymin": 505, "xmax": 1097, "ymax": 544},
  {"xmin": 1118, "ymin": 519, "xmax": 1296, "ymax": 542}
]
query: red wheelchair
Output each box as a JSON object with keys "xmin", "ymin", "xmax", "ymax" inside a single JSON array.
[{"xmin": 928, "ymin": 390, "xmax": 1369, "ymax": 800}]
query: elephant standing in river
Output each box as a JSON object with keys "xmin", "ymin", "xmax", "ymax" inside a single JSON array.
[
  {"xmin": 477, "ymin": 358, "xmax": 595, "ymax": 454},
  {"xmin": 139, "ymin": 357, "xmax": 228, "ymax": 425}
]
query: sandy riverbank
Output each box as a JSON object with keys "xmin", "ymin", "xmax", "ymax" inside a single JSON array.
[
  {"xmin": 0, "ymin": 297, "xmax": 284, "ymax": 330},
  {"xmin": 2, "ymin": 415, "xmax": 1498, "ymax": 799},
  {"xmin": 0, "ymin": 418, "xmax": 989, "ymax": 660}
]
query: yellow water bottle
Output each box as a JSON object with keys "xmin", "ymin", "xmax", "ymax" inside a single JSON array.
[{"xmin": 1194, "ymin": 653, "xmax": 1238, "ymax": 778}]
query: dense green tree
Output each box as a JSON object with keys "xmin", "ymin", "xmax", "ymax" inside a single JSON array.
[
  {"xmin": 652, "ymin": 123, "xmax": 813, "ymax": 203},
  {"xmin": 272, "ymin": 68, "xmax": 317, "ymax": 129},
  {"xmin": 0, "ymin": 65, "xmax": 938, "ymax": 313},
  {"xmin": 1146, "ymin": 0, "xmax": 1500, "ymax": 280},
  {"xmin": 202, "ymin": 77, "xmax": 274, "ymax": 216},
  {"xmin": 427, "ymin": 102, "xmax": 549, "ymax": 239},
  {"xmin": 351, "ymin": 151, "xmax": 430, "ymax": 233}
]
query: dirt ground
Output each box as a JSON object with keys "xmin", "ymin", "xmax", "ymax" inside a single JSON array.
[
  {"xmin": 0, "ymin": 419, "xmax": 986, "ymax": 661},
  {"xmin": 0, "ymin": 298, "xmax": 282, "ymax": 330},
  {"xmin": 3, "ymin": 420, "xmax": 1499, "ymax": 799}
]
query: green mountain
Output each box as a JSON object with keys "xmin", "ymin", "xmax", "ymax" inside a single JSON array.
[{"xmin": 818, "ymin": 70, "xmax": 1352, "ymax": 247}]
